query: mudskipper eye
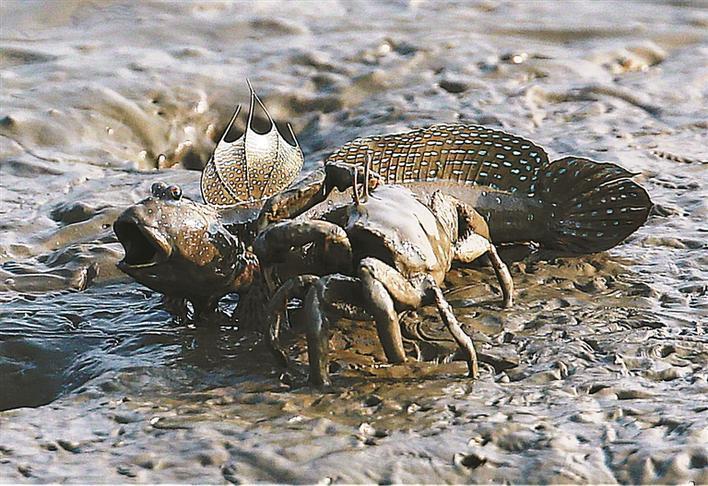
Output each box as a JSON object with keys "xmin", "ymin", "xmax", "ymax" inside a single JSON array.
[
  {"xmin": 151, "ymin": 181, "xmax": 168, "ymax": 197},
  {"xmin": 168, "ymin": 185, "xmax": 182, "ymax": 200}
]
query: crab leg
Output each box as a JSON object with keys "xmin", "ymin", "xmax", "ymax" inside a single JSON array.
[
  {"xmin": 254, "ymin": 162, "xmax": 378, "ymax": 234},
  {"xmin": 427, "ymin": 281, "xmax": 479, "ymax": 378},
  {"xmin": 286, "ymin": 258, "xmax": 483, "ymax": 384},
  {"xmin": 454, "ymin": 232, "xmax": 513, "ymax": 308},
  {"xmin": 304, "ymin": 281, "xmax": 331, "ymax": 386},
  {"xmin": 253, "ymin": 219, "xmax": 353, "ymax": 275},
  {"xmin": 266, "ymin": 274, "xmax": 320, "ymax": 366},
  {"xmin": 255, "ymin": 168, "xmax": 329, "ymax": 234},
  {"xmin": 358, "ymin": 257, "xmax": 479, "ymax": 378},
  {"xmin": 486, "ymin": 243, "xmax": 514, "ymax": 308},
  {"xmin": 302, "ymin": 274, "xmax": 365, "ymax": 386},
  {"xmin": 358, "ymin": 257, "xmax": 429, "ymax": 364},
  {"xmin": 450, "ymin": 199, "xmax": 514, "ymax": 308}
]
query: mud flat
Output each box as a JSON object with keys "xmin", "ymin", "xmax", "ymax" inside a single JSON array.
[{"xmin": 1, "ymin": 1, "xmax": 706, "ymax": 483}]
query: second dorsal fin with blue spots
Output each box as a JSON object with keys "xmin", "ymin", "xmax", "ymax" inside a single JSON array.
[{"xmin": 326, "ymin": 123, "xmax": 549, "ymax": 197}]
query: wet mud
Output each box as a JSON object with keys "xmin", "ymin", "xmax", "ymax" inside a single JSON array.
[{"xmin": 1, "ymin": 0, "xmax": 706, "ymax": 483}]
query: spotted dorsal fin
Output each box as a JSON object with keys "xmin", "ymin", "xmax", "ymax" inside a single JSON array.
[
  {"xmin": 325, "ymin": 123, "xmax": 549, "ymax": 197},
  {"xmin": 201, "ymin": 84, "xmax": 304, "ymax": 208}
]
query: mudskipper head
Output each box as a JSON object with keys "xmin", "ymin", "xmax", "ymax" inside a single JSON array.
[
  {"xmin": 115, "ymin": 83, "xmax": 303, "ymax": 318},
  {"xmin": 114, "ymin": 182, "xmax": 259, "ymax": 305}
]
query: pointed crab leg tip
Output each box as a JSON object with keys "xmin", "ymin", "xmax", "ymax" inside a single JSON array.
[{"xmin": 246, "ymin": 78, "xmax": 254, "ymax": 92}]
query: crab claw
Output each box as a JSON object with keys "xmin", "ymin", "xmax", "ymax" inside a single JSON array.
[
  {"xmin": 325, "ymin": 160, "xmax": 380, "ymax": 200},
  {"xmin": 353, "ymin": 154, "xmax": 380, "ymax": 205}
]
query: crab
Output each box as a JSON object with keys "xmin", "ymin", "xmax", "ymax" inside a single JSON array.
[{"xmin": 251, "ymin": 159, "xmax": 514, "ymax": 386}]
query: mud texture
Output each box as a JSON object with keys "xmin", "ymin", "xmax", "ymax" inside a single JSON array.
[{"xmin": 1, "ymin": 1, "xmax": 706, "ymax": 484}]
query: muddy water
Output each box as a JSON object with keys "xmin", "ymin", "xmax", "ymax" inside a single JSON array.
[{"xmin": 1, "ymin": 0, "xmax": 707, "ymax": 483}]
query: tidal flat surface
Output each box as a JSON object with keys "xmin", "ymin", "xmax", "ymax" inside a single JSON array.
[{"xmin": 1, "ymin": 0, "xmax": 707, "ymax": 483}]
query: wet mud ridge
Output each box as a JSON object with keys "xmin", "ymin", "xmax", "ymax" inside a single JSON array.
[{"xmin": 1, "ymin": 0, "xmax": 707, "ymax": 483}]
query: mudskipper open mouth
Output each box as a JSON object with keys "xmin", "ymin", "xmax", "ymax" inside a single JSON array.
[{"xmin": 114, "ymin": 220, "xmax": 171, "ymax": 268}]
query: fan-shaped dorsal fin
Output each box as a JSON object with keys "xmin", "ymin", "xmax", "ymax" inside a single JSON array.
[{"xmin": 200, "ymin": 83, "xmax": 304, "ymax": 208}]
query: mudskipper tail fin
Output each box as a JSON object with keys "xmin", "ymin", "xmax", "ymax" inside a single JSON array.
[{"xmin": 537, "ymin": 157, "xmax": 652, "ymax": 253}]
